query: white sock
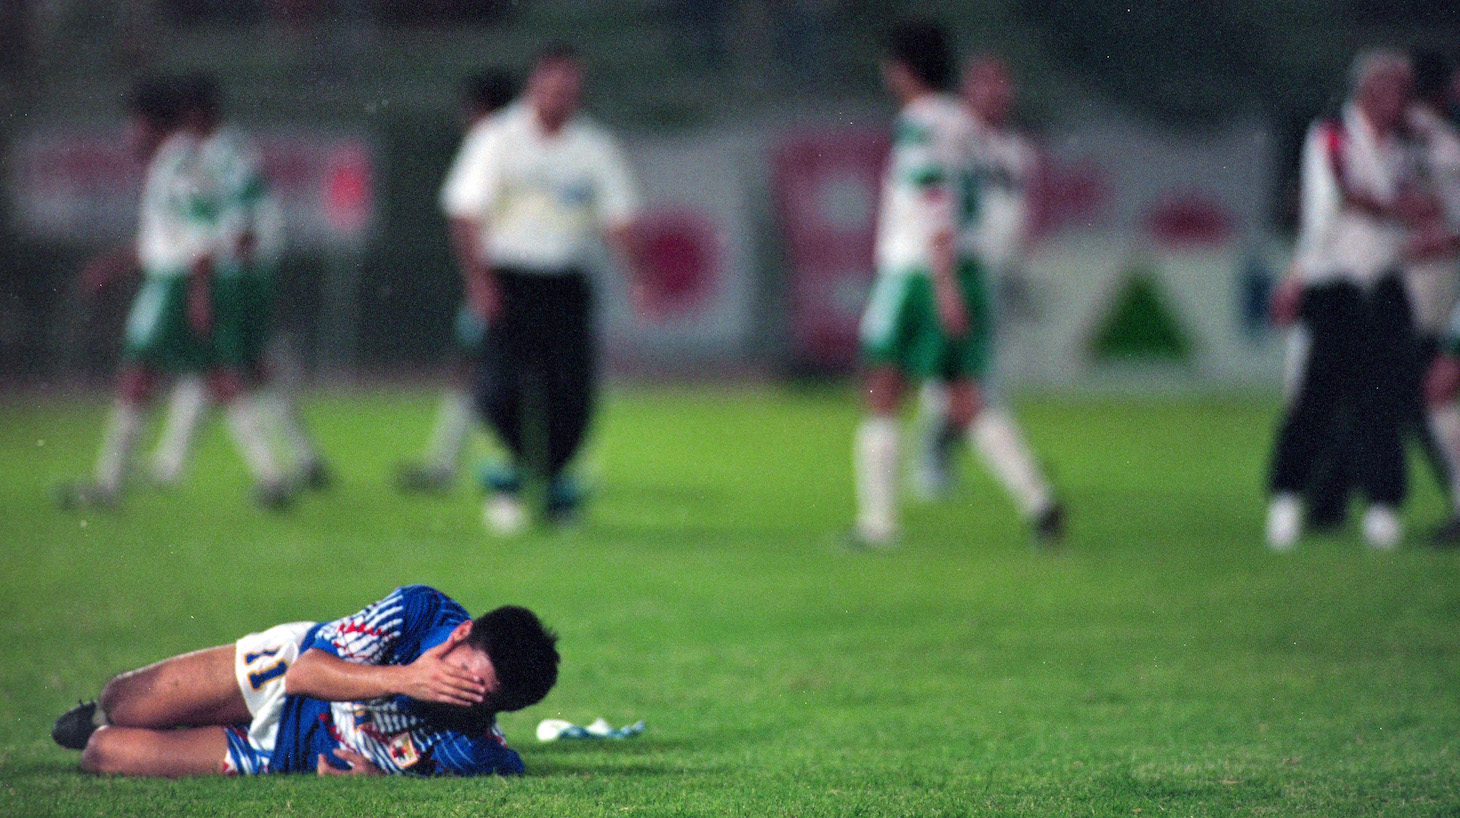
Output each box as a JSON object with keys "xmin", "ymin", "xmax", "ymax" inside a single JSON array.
[
  {"xmin": 917, "ymin": 381, "xmax": 951, "ymax": 425},
  {"xmin": 263, "ymin": 390, "xmax": 320, "ymax": 467},
  {"xmin": 425, "ymin": 389, "xmax": 473, "ymax": 472},
  {"xmin": 1428, "ymin": 403, "xmax": 1460, "ymax": 512},
  {"xmin": 855, "ymin": 415, "xmax": 900, "ymax": 541},
  {"xmin": 1266, "ymin": 493, "xmax": 1302, "ymax": 551},
  {"xmin": 150, "ymin": 377, "xmax": 208, "ymax": 484},
  {"xmin": 1362, "ymin": 504, "xmax": 1402, "ymax": 551},
  {"xmin": 971, "ymin": 408, "xmax": 1053, "ymax": 519},
  {"xmin": 226, "ymin": 397, "xmax": 284, "ymax": 485},
  {"xmin": 94, "ymin": 402, "xmax": 144, "ymax": 493}
]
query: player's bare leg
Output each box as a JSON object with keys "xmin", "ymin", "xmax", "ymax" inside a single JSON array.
[
  {"xmin": 1425, "ymin": 353, "xmax": 1460, "ymax": 546},
  {"xmin": 959, "ymin": 378, "xmax": 1065, "ymax": 543},
  {"xmin": 853, "ymin": 366, "xmax": 905, "ymax": 547},
  {"xmin": 399, "ymin": 356, "xmax": 476, "ymax": 494},
  {"xmin": 58, "ymin": 366, "xmax": 156, "ymax": 510},
  {"xmin": 254, "ymin": 353, "xmax": 332, "ymax": 491},
  {"xmin": 100, "ymin": 644, "xmax": 251, "ymax": 728},
  {"xmin": 210, "ymin": 369, "xmax": 293, "ymax": 510},
  {"xmin": 912, "ymin": 380, "xmax": 960, "ymax": 501},
  {"xmin": 53, "ymin": 644, "xmax": 247, "ymax": 751},
  {"xmin": 81, "ymin": 725, "xmax": 230, "ymax": 777},
  {"xmin": 150, "ymin": 375, "xmax": 209, "ymax": 488}
]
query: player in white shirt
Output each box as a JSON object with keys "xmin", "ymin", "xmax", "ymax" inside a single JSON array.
[
  {"xmin": 439, "ymin": 46, "xmax": 642, "ymax": 531},
  {"xmin": 146, "ymin": 75, "xmax": 331, "ymax": 498},
  {"xmin": 397, "ymin": 69, "xmax": 519, "ymax": 495},
  {"xmin": 912, "ymin": 54, "xmax": 1043, "ymax": 502},
  {"xmin": 853, "ymin": 24, "xmax": 1062, "ymax": 549},
  {"xmin": 1265, "ymin": 50, "xmax": 1433, "ymax": 551},
  {"xmin": 1401, "ymin": 51, "xmax": 1460, "ymax": 545},
  {"xmin": 57, "ymin": 78, "xmax": 214, "ymax": 509}
]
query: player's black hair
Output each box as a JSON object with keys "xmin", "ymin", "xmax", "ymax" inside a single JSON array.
[
  {"xmin": 177, "ymin": 72, "xmax": 223, "ymax": 123},
  {"xmin": 128, "ymin": 75, "xmax": 184, "ymax": 129},
  {"xmin": 1413, "ymin": 47, "xmax": 1452, "ymax": 106},
  {"xmin": 462, "ymin": 68, "xmax": 519, "ymax": 114},
  {"xmin": 883, "ymin": 20, "xmax": 955, "ymax": 92},
  {"xmin": 468, "ymin": 605, "xmax": 559, "ymax": 713}
]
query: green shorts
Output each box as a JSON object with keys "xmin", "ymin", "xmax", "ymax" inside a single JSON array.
[
  {"xmin": 123, "ymin": 275, "xmax": 211, "ymax": 372},
  {"xmin": 212, "ymin": 266, "xmax": 275, "ymax": 369},
  {"xmin": 858, "ymin": 259, "xmax": 991, "ymax": 380}
]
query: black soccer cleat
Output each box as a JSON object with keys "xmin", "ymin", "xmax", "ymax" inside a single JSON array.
[
  {"xmin": 1430, "ymin": 515, "xmax": 1460, "ymax": 550},
  {"xmin": 1034, "ymin": 502, "xmax": 1066, "ymax": 546},
  {"xmin": 255, "ymin": 480, "xmax": 296, "ymax": 512},
  {"xmin": 394, "ymin": 463, "xmax": 453, "ymax": 495},
  {"xmin": 302, "ymin": 459, "xmax": 334, "ymax": 492},
  {"xmin": 55, "ymin": 481, "xmax": 118, "ymax": 511},
  {"xmin": 52, "ymin": 700, "xmax": 102, "ymax": 750}
]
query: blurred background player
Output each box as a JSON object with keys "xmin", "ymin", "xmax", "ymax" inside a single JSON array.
[
  {"xmin": 1406, "ymin": 50, "xmax": 1460, "ymax": 545},
  {"xmin": 148, "ymin": 74, "xmax": 332, "ymax": 495},
  {"xmin": 853, "ymin": 23, "xmax": 1062, "ymax": 549},
  {"xmin": 1265, "ymin": 50, "xmax": 1429, "ymax": 551},
  {"xmin": 912, "ymin": 54, "xmax": 1047, "ymax": 506},
  {"xmin": 439, "ymin": 46, "xmax": 643, "ymax": 532},
  {"xmin": 55, "ymin": 77, "xmax": 189, "ymax": 509},
  {"xmin": 59, "ymin": 74, "xmax": 298, "ymax": 510},
  {"xmin": 397, "ymin": 68, "xmax": 520, "ymax": 495},
  {"xmin": 1290, "ymin": 49, "xmax": 1460, "ymax": 539}
]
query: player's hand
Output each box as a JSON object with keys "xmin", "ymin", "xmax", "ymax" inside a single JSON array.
[
  {"xmin": 467, "ymin": 267, "xmax": 502, "ymax": 323},
  {"xmin": 1406, "ymin": 225, "xmax": 1459, "ymax": 262},
  {"xmin": 1426, "ymin": 354, "xmax": 1460, "ymax": 406},
  {"xmin": 1394, "ymin": 189, "xmax": 1442, "ymax": 226},
  {"xmin": 236, "ymin": 231, "xmax": 257, "ymax": 265},
  {"xmin": 186, "ymin": 272, "xmax": 214, "ymax": 336},
  {"xmin": 934, "ymin": 280, "xmax": 970, "ymax": 338},
  {"xmin": 397, "ymin": 636, "xmax": 488, "ymax": 707},
  {"xmin": 1269, "ymin": 275, "xmax": 1304, "ymax": 327},
  {"xmin": 317, "ymin": 748, "xmax": 383, "ymax": 776}
]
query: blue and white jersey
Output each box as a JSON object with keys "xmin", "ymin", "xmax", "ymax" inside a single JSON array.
[{"xmin": 269, "ymin": 585, "xmax": 525, "ymax": 777}]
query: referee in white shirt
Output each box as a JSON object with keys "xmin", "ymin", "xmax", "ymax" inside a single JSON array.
[
  {"xmin": 1267, "ymin": 50, "xmax": 1431, "ymax": 551},
  {"xmin": 440, "ymin": 45, "xmax": 641, "ymax": 528}
]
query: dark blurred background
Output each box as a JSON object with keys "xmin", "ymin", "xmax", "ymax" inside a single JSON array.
[{"xmin": 1, "ymin": 0, "xmax": 1456, "ymax": 386}]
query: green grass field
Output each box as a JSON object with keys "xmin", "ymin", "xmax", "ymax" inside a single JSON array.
[{"xmin": 2, "ymin": 387, "xmax": 1458, "ymax": 816}]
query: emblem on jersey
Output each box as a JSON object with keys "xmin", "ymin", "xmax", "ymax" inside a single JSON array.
[{"xmin": 387, "ymin": 731, "xmax": 421, "ymax": 768}]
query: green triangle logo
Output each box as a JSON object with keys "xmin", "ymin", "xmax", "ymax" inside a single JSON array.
[{"xmin": 1089, "ymin": 265, "xmax": 1193, "ymax": 363}]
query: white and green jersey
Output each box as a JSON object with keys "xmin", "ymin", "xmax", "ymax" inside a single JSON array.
[
  {"xmin": 194, "ymin": 128, "xmax": 283, "ymax": 270},
  {"xmin": 137, "ymin": 131, "xmax": 207, "ymax": 278},
  {"xmin": 963, "ymin": 116, "xmax": 1036, "ymax": 271},
  {"xmin": 874, "ymin": 94, "xmax": 978, "ymax": 276}
]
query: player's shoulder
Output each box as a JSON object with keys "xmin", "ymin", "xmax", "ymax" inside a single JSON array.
[
  {"xmin": 463, "ymin": 110, "xmax": 511, "ymax": 146},
  {"xmin": 897, "ymin": 95, "xmax": 971, "ymax": 143},
  {"xmin": 568, "ymin": 114, "xmax": 625, "ymax": 153},
  {"xmin": 392, "ymin": 584, "xmax": 470, "ymax": 618},
  {"xmin": 428, "ymin": 725, "xmax": 524, "ymax": 776},
  {"xmin": 151, "ymin": 132, "xmax": 198, "ymax": 168}
]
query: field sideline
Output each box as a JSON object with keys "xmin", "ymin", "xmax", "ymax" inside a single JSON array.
[{"xmin": 1, "ymin": 387, "xmax": 1457, "ymax": 816}]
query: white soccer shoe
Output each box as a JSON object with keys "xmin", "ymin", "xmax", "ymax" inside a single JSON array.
[
  {"xmin": 1361, "ymin": 505, "xmax": 1402, "ymax": 551},
  {"xmin": 483, "ymin": 494, "xmax": 528, "ymax": 536},
  {"xmin": 1265, "ymin": 494, "xmax": 1302, "ymax": 552}
]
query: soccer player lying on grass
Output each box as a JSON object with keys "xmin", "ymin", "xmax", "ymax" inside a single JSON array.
[{"xmin": 51, "ymin": 585, "xmax": 558, "ymax": 778}]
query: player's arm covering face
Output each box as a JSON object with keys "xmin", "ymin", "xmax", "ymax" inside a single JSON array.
[{"xmin": 295, "ymin": 585, "xmax": 527, "ymax": 777}]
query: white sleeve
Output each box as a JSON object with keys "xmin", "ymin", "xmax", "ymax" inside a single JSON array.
[
  {"xmin": 1295, "ymin": 123, "xmax": 1339, "ymax": 282},
  {"xmin": 594, "ymin": 132, "xmax": 640, "ymax": 230},
  {"xmin": 440, "ymin": 127, "xmax": 500, "ymax": 222}
]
